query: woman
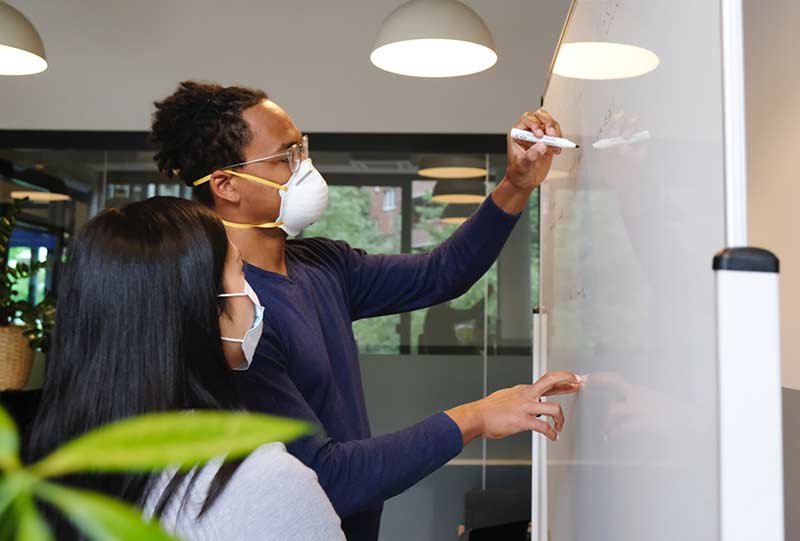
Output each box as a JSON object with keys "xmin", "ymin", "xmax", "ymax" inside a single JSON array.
[{"xmin": 25, "ymin": 196, "xmax": 344, "ymax": 540}]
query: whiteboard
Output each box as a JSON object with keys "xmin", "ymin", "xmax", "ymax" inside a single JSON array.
[{"xmin": 539, "ymin": 1, "xmax": 728, "ymax": 540}]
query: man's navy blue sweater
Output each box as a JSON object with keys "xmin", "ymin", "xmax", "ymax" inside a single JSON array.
[{"xmin": 235, "ymin": 195, "xmax": 521, "ymax": 541}]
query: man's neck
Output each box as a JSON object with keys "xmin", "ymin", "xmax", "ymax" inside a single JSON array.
[{"xmin": 226, "ymin": 227, "xmax": 288, "ymax": 276}]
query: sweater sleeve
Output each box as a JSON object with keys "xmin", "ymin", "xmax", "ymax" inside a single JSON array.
[
  {"xmin": 341, "ymin": 195, "xmax": 521, "ymax": 320},
  {"xmin": 234, "ymin": 350, "xmax": 463, "ymax": 518}
]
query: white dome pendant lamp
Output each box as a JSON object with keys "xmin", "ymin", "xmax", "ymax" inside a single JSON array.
[
  {"xmin": 0, "ymin": 2, "xmax": 47, "ymax": 75},
  {"xmin": 370, "ymin": 0, "xmax": 497, "ymax": 78}
]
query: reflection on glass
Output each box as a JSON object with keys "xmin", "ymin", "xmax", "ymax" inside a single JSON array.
[
  {"xmin": 430, "ymin": 179, "xmax": 486, "ymax": 204},
  {"xmin": 420, "ymin": 285, "xmax": 493, "ymax": 354},
  {"xmin": 441, "ymin": 203, "xmax": 480, "ymax": 224},
  {"xmin": 303, "ymin": 185, "xmax": 402, "ymax": 355},
  {"xmin": 0, "ymin": 140, "xmax": 542, "ymax": 541},
  {"xmin": 592, "ymin": 130, "xmax": 651, "ymax": 150},
  {"xmin": 9, "ymin": 191, "xmax": 70, "ymax": 202},
  {"xmin": 417, "ymin": 155, "xmax": 487, "ymax": 179},
  {"xmin": 554, "ymin": 41, "xmax": 660, "ymax": 80},
  {"xmin": 410, "ymin": 178, "xmax": 495, "ymax": 354}
]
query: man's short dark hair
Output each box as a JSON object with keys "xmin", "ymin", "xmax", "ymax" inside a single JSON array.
[{"xmin": 149, "ymin": 80, "xmax": 268, "ymax": 207}]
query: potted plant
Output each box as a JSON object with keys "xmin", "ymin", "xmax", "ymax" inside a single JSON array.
[{"xmin": 0, "ymin": 197, "xmax": 56, "ymax": 390}]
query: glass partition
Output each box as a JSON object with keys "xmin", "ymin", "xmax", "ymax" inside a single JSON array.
[{"xmin": 0, "ymin": 134, "xmax": 538, "ymax": 541}]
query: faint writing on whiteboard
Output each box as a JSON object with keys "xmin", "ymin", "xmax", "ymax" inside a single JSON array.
[
  {"xmin": 597, "ymin": 102, "xmax": 617, "ymax": 139},
  {"xmin": 549, "ymin": 209, "xmax": 566, "ymax": 231},
  {"xmin": 601, "ymin": 0, "xmax": 623, "ymax": 35},
  {"xmin": 568, "ymin": 287, "xmax": 587, "ymax": 301}
]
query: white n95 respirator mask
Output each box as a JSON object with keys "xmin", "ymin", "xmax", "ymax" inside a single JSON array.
[{"xmin": 194, "ymin": 158, "xmax": 328, "ymax": 237}]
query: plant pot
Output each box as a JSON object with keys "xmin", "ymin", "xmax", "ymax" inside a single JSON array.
[{"xmin": 0, "ymin": 325, "xmax": 33, "ymax": 390}]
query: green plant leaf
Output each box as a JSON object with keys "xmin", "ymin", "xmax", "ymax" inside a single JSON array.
[
  {"xmin": 0, "ymin": 509, "xmax": 17, "ymax": 541},
  {"xmin": 0, "ymin": 478, "xmax": 19, "ymax": 519},
  {"xmin": 34, "ymin": 482, "xmax": 175, "ymax": 541},
  {"xmin": 0, "ymin": 471, "xmax": 37, "ymax": 519},
  {"xmin": 30, "ymin": 411, "xmax": 314, "ymax": 477},
  {"xmin": 0, "ymin": 406, "xmax": 20, "ymax": 472},
  {"xmin": 13, "ymin": 491, "xmax": 52, "ymax": 541}
]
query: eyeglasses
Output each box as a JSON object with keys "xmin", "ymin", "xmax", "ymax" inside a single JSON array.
[{"xmin": 227, "ymin": 135, "xmax": 309, "ymax": 174}]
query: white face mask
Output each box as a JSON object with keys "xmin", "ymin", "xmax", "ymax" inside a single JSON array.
[
  {"xmin": 275, "ymin": 158, "xmax": 329, "ymax": 236},
  {"xmin": 218, "ymin": 281, "xmax": 264, "ymax": 370},
  {"xmin": 199, "ymin": 158, "xmax": 329, "ymax": 237}
]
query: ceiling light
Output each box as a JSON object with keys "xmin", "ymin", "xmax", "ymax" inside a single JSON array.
[
  {"xmin": 441, "ymin": 203, "xmax": 479, "ymax": 225},
  {"xmin": 418, "ymin": 155, "xmax": 486, "ymax": 179},
  {"xmin": 371, "ymin": 0, "xmax": 497, "ymax": 78},
  {"xmin": 11, "ymin": 191, "xmax": 70, "ymax": 203},
  {"xmin": 553, "ymin": 42, "xmax": 659, "ymax": 80},
  {"xmin": 0, "ymin": 3, "xmax": 47, "ymax": 76},
  {"xmin": 431, "ymin": 179, "xmax": 485, "ymax": 204}
]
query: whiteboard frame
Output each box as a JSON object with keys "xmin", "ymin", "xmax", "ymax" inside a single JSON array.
[
  {"xmin": 540, "ymin": 0, "xmax": 577, "ymax": 106},
  {"xmin": 720, "ymin": 0, "xmax": 748, "ymax": 247},
  {"xmin": 531, "ymin": 309, "xmax": 547, "ymax": 541},
  {"xmin": 534, "ymin": 2, "xmax": 575, "ymax": 537}
]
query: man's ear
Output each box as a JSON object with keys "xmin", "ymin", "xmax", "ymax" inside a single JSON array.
[{"xmin": 208, "ymin": 170, "xmax": 241, "ymax": 204}]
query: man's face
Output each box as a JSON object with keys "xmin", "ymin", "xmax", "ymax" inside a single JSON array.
[{"xmin": 232, "ymin": 99, "xmax": 303, "ymax": 228}]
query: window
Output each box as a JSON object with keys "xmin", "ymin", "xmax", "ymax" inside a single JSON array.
[
  {"xmin": 6, "ymin": 227, "xmax": 59, "ymax": 309},
  {"xmin": 382, "ymin": 188, "xmax": 397, "ymax": 211},
  {"xmin": 303, "ymin": 185, "xmax": 402, "ymax": 354},
  {"xmin": 0, "ymin": 139, "xmax": 536, "ymax": 357}
]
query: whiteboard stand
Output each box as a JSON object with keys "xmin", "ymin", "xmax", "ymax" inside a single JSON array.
[
  {"xmin": 719, "ymin": 0, "xmax": 784, "ymax": 538},
  {"xmin": 714, "ymin": 248, "xmax": 784, "ymax": 541}
]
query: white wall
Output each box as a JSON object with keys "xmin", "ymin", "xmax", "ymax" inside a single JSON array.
[
  {"xmin": 0, "ymin": 0, "xmax": 569, "ymax": 134},
  {"xmin": 744, "ymin": 0, "xmax": 800, "ymax": 390}
]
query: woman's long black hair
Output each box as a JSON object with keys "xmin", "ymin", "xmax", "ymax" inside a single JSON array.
[{"xmin": 25, "ymin": 196, "xmax": 242, "ymax": 538}]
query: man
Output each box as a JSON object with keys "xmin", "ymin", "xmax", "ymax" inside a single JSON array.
[{"xmin": 150, "ymin": 81, "xmax": 580, "ymax": 541}]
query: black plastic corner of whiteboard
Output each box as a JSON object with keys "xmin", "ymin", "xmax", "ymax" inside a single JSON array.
[{"xmin": 713, "ymin": 247, "xmax": 779, "ymax": 273}]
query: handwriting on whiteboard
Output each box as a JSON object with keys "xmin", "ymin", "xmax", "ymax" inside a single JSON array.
[
  {"xmin": 597, "ymin": 101, "xmax": 618, "ymax": 139},
  {"xmin": 601, "ymin": 0, "xmax": 623, "ymax": 35},
  {"xmin": 568, "ymin": 287, "xmax": 587, "ymax": 302}
]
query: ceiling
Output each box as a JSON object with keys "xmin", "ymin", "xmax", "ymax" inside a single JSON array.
[{"xmin": 0, "ymin": 0, "xmax": 570, "ymax": 134}]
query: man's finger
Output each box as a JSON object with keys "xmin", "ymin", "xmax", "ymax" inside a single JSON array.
[
  {"xmin": 526, "ymin": 401, "xmax": 565, "ymax": 432},
  {"xmin": 527, "ymin": 417, "xmax": 558, "ymax": 441},
  {"xmin": 542, "ymin": 382, "xmax": 581, "ymax": 397},
  {"xmin": 550, "ymin": 119, "xmax": 563, "ymax": 138},
  {"xmin": 533, "ymin": 110, "xmax": 556, "ymax": 133},
  {"xmin": 517, "ymin": 113, "xmax": 545, "ymax": 138},
  {"xmin": 525, "ymin": 142, "xmax": 547, "ymax": 162},
  {"xmin": 531, "ymin": 371, "xmax": 581, "ymax": 397},
  {"xmin": 516, "ymin": 113, "xmax": 540, "ymax": 131}
]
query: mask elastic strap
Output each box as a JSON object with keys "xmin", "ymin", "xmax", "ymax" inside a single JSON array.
[
  {"xmin": 222, "ymin": 219, "xmax": 285, "ymax": 230},
  {"xmin": 220, "ymin": 336, "xmax": 244, "ymax": 344},
  {"xmin": 193, "ymin": 170, "xmax": 289, "ymax": 191}
]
